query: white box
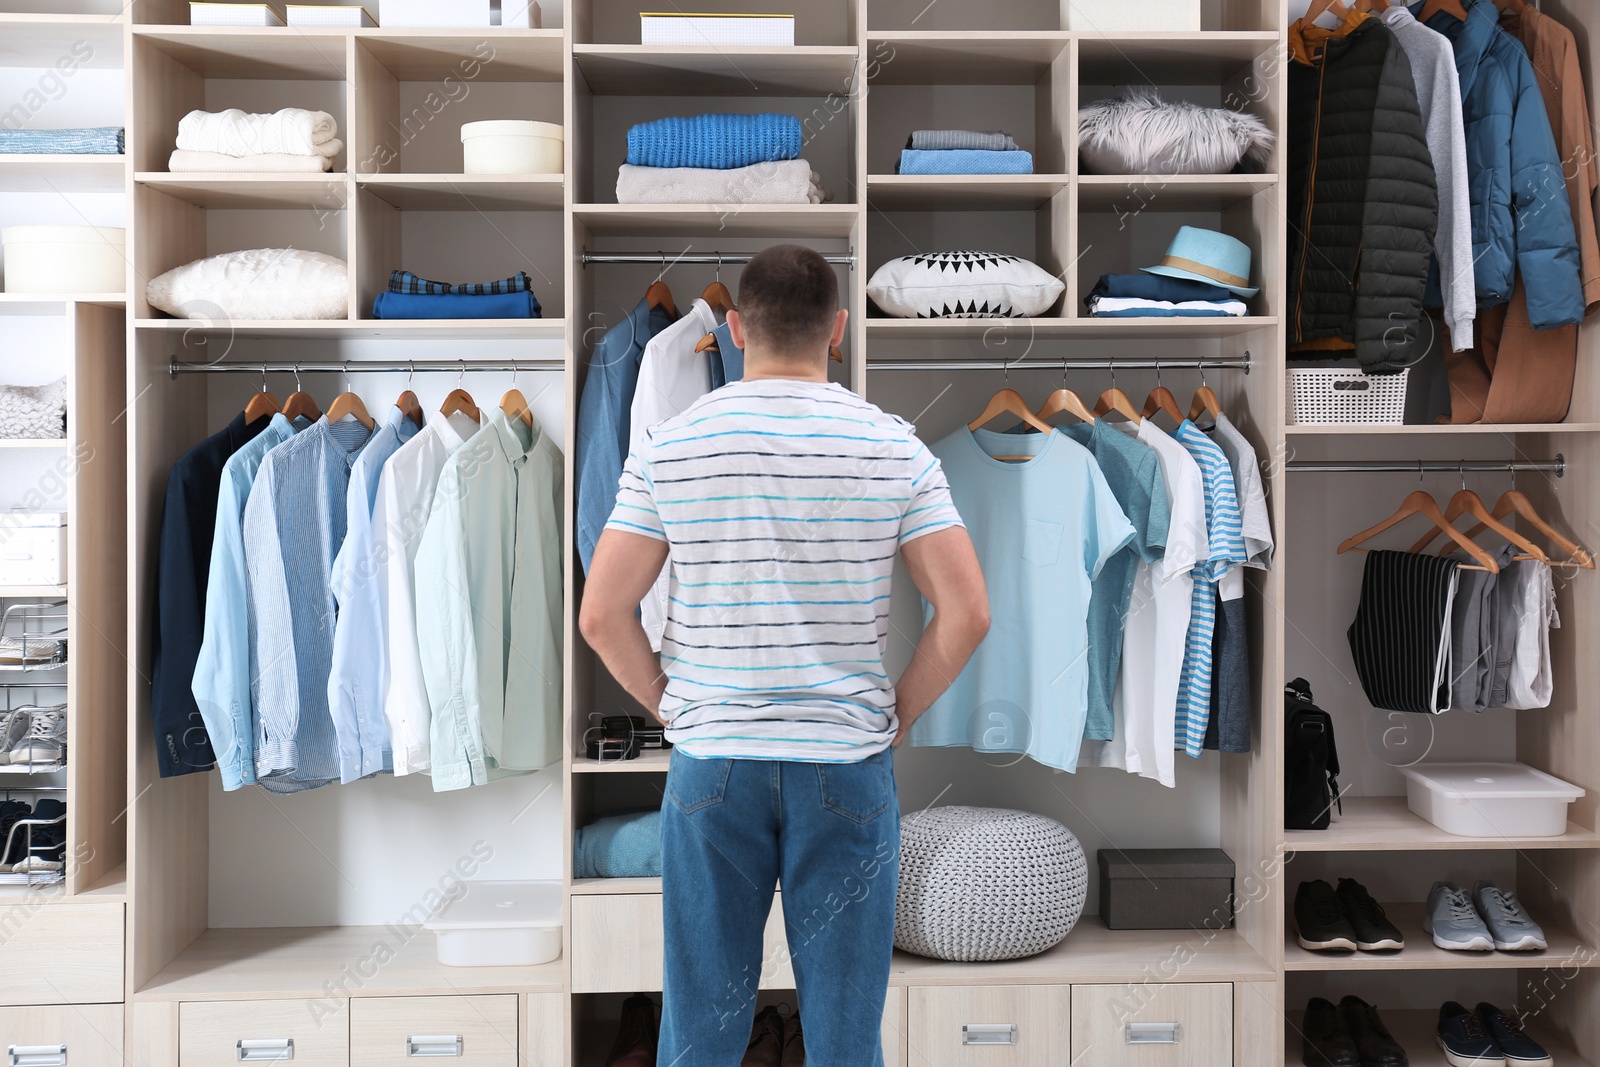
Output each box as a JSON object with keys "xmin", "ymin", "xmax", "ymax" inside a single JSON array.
[
  {"xmin": 461, "ymin": 120, "xmax": 562, "ymax": 174},
  {"xmin": 285, "ymin": 4, "xmax": 376, "ymax": 26},
  {"xmin": 190, "ymin": 2, "xmax": 285, "ymax": 25},
  {"xmin": 380, "ymin": 0, "xmax": 489, "ymax": 27},
  {"xmin": 641, "ymin": 13, "xmax": 795, "ymax": 46},
  {"xmin": 498, "ymin": 0, "xmax": 540, "ymax": 28},
  {"xmin": 2, "ymin": 226, "xmax": 125, "ymax": 295},
  {"xmin": 0, "ymin": 512, "xmax": 66, "ymax": 587},
  {"xmin": 426, "ymin": 880, "xmax": 562, "ymax": 967},
  {"xmin": 1065, "ymin": 0, "xmax": 1200, "ymax": 32},
  {"xmin": 1399, "ymin": 762, "xmax": 1585, "ymax": 838}
]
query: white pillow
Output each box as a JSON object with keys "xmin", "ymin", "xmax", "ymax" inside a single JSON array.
[
  {"xmin": 146, "ymin": 248, "xmax": 348, "ymax": 320},
  {"xmin": 867, "ymin": 251, "xmax": 1064, "ymax": 318},
  {"xmin": 0, "ymin": 378, "xmax": 66, "ymax": 439}
]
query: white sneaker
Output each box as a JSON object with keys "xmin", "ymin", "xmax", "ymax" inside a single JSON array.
[{"xmin": 0, "ymin": 635, "xmax": 62, "ymax": 665}]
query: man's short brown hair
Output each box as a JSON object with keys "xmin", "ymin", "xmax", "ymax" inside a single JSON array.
[{"xmin": 736, "ymin": 244, "xmax": 838, "ymax": 357}]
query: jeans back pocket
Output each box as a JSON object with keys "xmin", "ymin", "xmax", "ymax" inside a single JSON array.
[
  {"xmin": 666, "ymin": 752, "xmax": 734, "ymax": 815},
  {"xmin": 816, "ymin": 750, "xmax": 895, "ymax": 825}
]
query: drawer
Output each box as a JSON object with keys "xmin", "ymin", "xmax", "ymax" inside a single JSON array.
[
  {"xmin": 0, "ymin": 1004, "xmax": 123, "ymax": 1067},
  {"xmin": 0, "ymin": 904, "xmax": 123, "ymax": 1005},
  {"xmin": 907, "ymin": 986, "xmax": 1070, "ymax": 1067},
  {"xmin": 180, "ymin": 1000, "xmax": 349, "ymax": 1066},
  {"xmin": 351, "ymin": 995, "xmax": 516, "ymax": 1066},
  {"xmin": 1071, "ymin": 982, "xmax": 1231, "ymax": 1067},
  {"xmin": 570, "ymin": 893, "xmax": 792, "ymax": 993}
]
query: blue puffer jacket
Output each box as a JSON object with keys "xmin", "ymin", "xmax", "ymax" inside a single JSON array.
[{"xmin": 1415, "ymin": 0, "xmax": 1583, "ymax": 328}]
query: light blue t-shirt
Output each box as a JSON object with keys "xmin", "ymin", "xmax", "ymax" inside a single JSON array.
[{"xmin": 913, "ymin": 427, "xmax": 1134, "ymax": 772}]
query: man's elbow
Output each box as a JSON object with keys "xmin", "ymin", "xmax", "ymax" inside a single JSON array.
[
  {"xmin": 578, "ymin": 597, "xmax": 613, "ymax": 648},
  {"xmin": 967, "ymin": 601, "xmax": 992, "ymax": 645}
]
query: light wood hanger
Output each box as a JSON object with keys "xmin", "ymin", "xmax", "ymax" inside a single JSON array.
[
  {"xmin": 244, "ymin": 365, "xmax": 280, "ymax": 424},
  {"xmin": 1304, "ymin": 0, "xmax": 1351, "ymax": 23},
  {"xmin": 1036, "ymin": 385, "xmax": 1096, "ymax": 424},
  {"xmin": 1456, "ymin": 489, "xmax": 1594, "ymax": 570},
  {"xmin": 1336, "ymin": 490, "xmax": 1499, "ymax": 572},
  {"xmin": 700, "ymin": 279, "xmax": 734, "ymax": 317},
  {"xmin": 439, "ymin": 361, "xmax": 481, "ymax": 422},
  {"xmin": 500, "ymin": 366, "xmax": 535, "ymax": 429},
  {"xmin": 1189, "ymin": 384, "xmax": 1222, "ymax": 423},
  {"xmin": 1142, "ymin": 386, "xmax": 1184, "ymax": 423},
  {"xmin": 1354, "ymin": 0, "xmax": 1390, "ymax": 13},
  {"xmin": 1420, "ymin": 0, "xmax": 1469, "ymax": 21},
  {"xmin": 393, "ymin": 363, "xmax": 424, "ymax": 428},
  {"xmin": 1408, "ymin": 484, "xmax": 1550, "ymax": 563},
  {"xmin": 969, "ymin": 387, "xmax": 1054, "ymax": 461},
  {"xmin": 281, "ymin": 365, "xmax": 320, "ymax": 422},
  {"xmin": 1093, "ymin": 385, "xmax": 1142, "ymax": 424},
  {"xmin": 326, "ymin": 365, "xmax": 376, "ymax": 431},
  {"xmin": 645, "ymin": 280, "xmax": 677, "ymax": 319}
]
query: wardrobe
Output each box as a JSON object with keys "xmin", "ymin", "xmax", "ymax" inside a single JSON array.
[{"xmin": 0, "ymin": 0, "xmax": 1595, "ymax": 1064}]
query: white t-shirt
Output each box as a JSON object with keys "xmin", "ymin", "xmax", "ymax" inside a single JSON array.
[{"xmin": 1083, "ymin": 419, "xmax": 1207, "ymax": 787}]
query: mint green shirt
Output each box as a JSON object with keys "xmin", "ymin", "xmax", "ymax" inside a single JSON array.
[{"xmin": 415, "ymin": 410, "xmax": 563, "ymax": 791}]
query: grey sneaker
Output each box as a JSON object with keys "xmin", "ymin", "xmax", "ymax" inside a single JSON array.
[
  {"xmin": 1472, "ymin": 883, "xmax": 1548, "ymax": 952},
  {"xmin": 0, "ymin": 708, "xmax": 26, "ymax": 765},
  {"xmin": 6, "ymin": 705, "xmax": 64, "ymax": 766},
  {"xmin": 1424, "ymin": 882, "xmax": 1495, "ymax": 951}
]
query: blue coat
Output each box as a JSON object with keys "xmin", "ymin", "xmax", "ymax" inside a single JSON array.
[{"xmin": 1415, "ymin": 0, "xmax": 1583, "ymax": 328}]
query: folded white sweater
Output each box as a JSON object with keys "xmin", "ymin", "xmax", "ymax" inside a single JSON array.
[
  {"xmin": 617, "ymin": 159, "xmax": 827, "ymax": 205},
  {"xmin": 169, "ymin": 147, "xmax": 339, "ymax": 172},
  {"xmin": 176, "ymin": 108, "xmax": 339, "ymax": 158}
]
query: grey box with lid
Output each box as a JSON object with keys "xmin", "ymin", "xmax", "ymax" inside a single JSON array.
[{"xmin": 1098, "ymin": 848, "xmax": 1235, "ymax": 930}]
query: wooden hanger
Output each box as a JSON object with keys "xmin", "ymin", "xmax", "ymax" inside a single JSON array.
[
  {"xmin": 700, "ymin": 279, "xmax": 734, "ymax": 317},
  {"xmin": 1454, "ymin": 490, "xmax": 1594, "ymax": 569},
  {"xmin": 1036, "ymin": 386, "xmax": 1096, "ymax": 424},
  {"xmin": 1420, "ymin": 0, "xmax": 1469, "ymax": 22},
  {"xmin": 500, "ymin": 373, "xmax": 535, "ymax": 429},
  {"xmin": 645, "ymin": 280, "xmax": 677, "ymax": 319},
  {"xmin": 244, "ymin": 367, "xmax": 280, "ymax": 424},
  {"xmin": 439, "ymin": 361, "xmax": 481, "ymax": 422},
  {"xmin": 281, "ymin": 367, "xmax": 320, "ymax": 422},
  {"xmin": 395, "ymin": 389, "xmax": 423, "ymax": 428},
  {"xmin": 1354, "ymin": 0, "xmax": 1389, "ymax": 12},
  {"xmin": 1336, "ymin": 490, "xmax": 1499, "ymax": 573},
  {"xmin": 1408, "ymin": 487, "xmax": 1550, "ymax": 563},
  {"xmin": 1188, "ymin": 384, "xmax": 1222, "ymax": 423},
  {"xmin": 1141, "ymin": 386, "xmax": 1184, "ymax": 423},
  {"xmin": 326, "ymin": 391, "xmax": 376, "ymax": 431},
  {"xmin": 1093, "ymin": 386, "xmax": 1142, "ymax": 425},
  {"xmin": 969, "ymin": 387, "xmax": 1054, "ymax": 461},
  {"xmin": 1304, "ymin": 0, "xmax": 1351, "ymax": 23}
]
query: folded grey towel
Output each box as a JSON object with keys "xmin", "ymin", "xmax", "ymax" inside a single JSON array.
[{"xmin": 907, "ymin": 129, "xmax": 1020, "ymax": 152}]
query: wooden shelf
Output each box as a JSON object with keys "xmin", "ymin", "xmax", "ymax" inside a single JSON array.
[
  {"xmin": 1284, "ymin": 902, "xmax": 1590, "ymax": 971},
  {"xmin": 0, "ymin": 440, "xmax": 69, "ymax": 449},
  {"xmin": 1078, "ymin": 31, "xmax": 1280, "ymax": 81},
  {"xmin": 571, "ymin": 748, "xmax": 671, "ymax": 773},
  {"xmin": 135, "ymin": 318, "xmax": 563, "ymax": 340},
  {"xmin": 867, "ymin": 175, "xmax": 1069, "ymax": 211},
  {"xmin": 865, "ymin": 316, "xmax": 1276, "ymax": 340},
  {"xmin": 356, "ymin": 29, "xmax": 564, "ymax": 80},
  {"xmin": 134, "ymin": 925, "xmax": 565, "ymax": 1001},
  {"xmin": 575, "ymin": 203, "xmax": 858, "ymax": 238},
  {"xmin": 0, "ymin": 156, "xmax": 125, "ymax": 194},
  {"xmin": 133, "ymin": 27, "xmax": 347, "ymax": 79},
  {"xmin": 137, "ymin": 173, "xmax": 348, "ymax": 208},
  {"xmin": 359, "ymin": 173, "xmax": 564, "ymax": 210},
  {"xmin": 0, "ymin": 585, "xmax": 68, "ymax": 598},
  {"xmin": 570, "ymin": 876, "xmax": 662, "ymax": 894},
  {"xmin": 1285, "ymin": 797, "xmax": 1600, "ymax": 852},
  {"xmin": 1077, "ymin": 174, "xmax": 1278, "ymax": 211},
  {"xmin": 0, "ymin": 294, "xmax": 124, "ymax": 309},
  {"xmin": 1284, "ymin": 1010, "xmax": 1590, "ymax": 1067},
  {"xmin": 863, "ymin": 31, "xmax": 1070, "ymax": 83},
  {"xmin": 0, "ymin": 13, "xmax": 123, "ymax": 67},
  {"xmin": 573, "ymin": 44, "xmax": 859, "ymax": 95},
  {"xmin": 1287, "ymin": 422, "xmax": 1600, "ymax": 435}
]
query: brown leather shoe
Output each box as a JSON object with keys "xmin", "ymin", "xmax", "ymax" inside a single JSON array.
[
  {"xmin": 780, "ymin": 1012, "xmax": 805, "ymax": 1067},
  {"xmin": 605, "ymin": 994, "xmax": 658, "ymax": 1067},
  {"xmin": 741, "ymin": 1006, "xmax": 784, "ymax": 1067}
]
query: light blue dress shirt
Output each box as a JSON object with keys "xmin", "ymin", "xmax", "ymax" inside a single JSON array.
[
  {"xmin": 244, "ymin": 416, "xmax": 373, "ymax": 793},
  {"xmin": 327, "ymin": 405, "xmax": 419, "ymax": 783},
  {"xmin": 191, "ymin": 412, "xmax": 309, "ymax": 791}
]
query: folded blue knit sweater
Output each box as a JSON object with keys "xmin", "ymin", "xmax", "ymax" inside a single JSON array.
[{"xmin": 627, "ymin": 113, "xmax": 801, "ymax": 170}]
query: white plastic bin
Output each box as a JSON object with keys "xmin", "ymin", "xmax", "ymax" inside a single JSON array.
[
  {"xmin": 425, "ymin": 879, "xmax": 562, "ymax": 966},
  {"xmin": 0, "ymin": 511, "xmax": 67, "ymax": 587},
  {"xmin": 1398, "ymin": 762, "xmax": 1585, "ymax": 838},
  {"xmin": 460, "ymin": 120, "xmax": 562, "ymax": 174},
  {"xmin": 2, "ymin": 226, "xmax": 125, "ymax": 294}
]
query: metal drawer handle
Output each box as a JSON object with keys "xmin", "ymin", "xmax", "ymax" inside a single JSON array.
[
  {"xmin": 961, "ymin": 1024, "xmax": 1016, "ymax": 1046},
  {"xmin": 1126, "ymin": 1022, "xmax": 1182, "ymax": 1044},
  {"xmin": 237, "ymin": 1038, "xmax": 294, "ymax": 1061},
  {"xmin": 8, "ymin": 1045, "xmax": 67, "ymax": 1067},
  {"xmin": 407, "ymin": 1035, "xmax": 464, "ymax": 1058}
]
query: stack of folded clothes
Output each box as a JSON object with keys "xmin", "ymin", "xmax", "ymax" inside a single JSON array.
[
  {"xmin": 170, "ymin": 107, "xmax": 343, "ymax": 172},
  {"xmin": 371, "ymin": 269, "xmax": 542, "ymax": 319},
  {"xmin": 615, "ymin": 112, "xmax": 829, "ymax": 204},
  {"xmin": 1085, "ymin": 273, "xmax": 1248, "ymax": 318},
  {"xmin": 897, "ymin": 130, "xmax": 1033, "ymax": 175},
  {"xmin": 0, "ymin": 127, "xmax": 124, "ymax": 155}
]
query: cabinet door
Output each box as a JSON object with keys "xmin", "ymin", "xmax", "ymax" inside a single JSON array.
[
  {"xmin": 0, "ymin": 1004, "xmax": 123, "ymax": 1067},
  {"xmin": 180, "ymin": 1000, "xmax": 349, "ymax": 1066},
  {"xmin": 880, "ymin": 986, "xmax": 905, "ymax": 1067},
  {"xmin": 524, "ymin": 992, "xmax": 564, "ymax": 1067},
  {"xmin": 906, "ymin": 986, "xmax": 1070, "ymax": 1067},
  {"xmin": 0, "ymin": 904, "xmax": 123, "ymax": 1005},
  {"xmin": 1070, "ymin": 982, "xmax": 1232, "ymax": 1066},
  {"xmin": 350, "ymin": 995, "xmax": 517, "ymax": 1067},
  {"xmin": 569, "ymin": 893, "xmax": 792, "ymax": 992}
]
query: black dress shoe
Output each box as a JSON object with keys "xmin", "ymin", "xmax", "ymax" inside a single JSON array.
[
  {"xmin": 1340, "ymin": 996, "xmax": 1409, "ymax": 1067},
  {"xmin": 1303, "ymin": 997, "xmax": 1360, "ymax": 1067}
]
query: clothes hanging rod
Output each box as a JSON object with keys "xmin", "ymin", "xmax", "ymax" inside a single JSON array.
[
  {"xmin": 1288, "ymin": 456, "xmax": 1565, "ymax": 478},
  {"xmin": 581, "ymin": 251, "xmax": 856, "ymax": 267},
  {"xmin": 865, "ymin": 358, "xmax": 1252, "ymax": 373},
  {"xmin": 168, "ymin": 359, "xmax": 563, "ymax": 379}
]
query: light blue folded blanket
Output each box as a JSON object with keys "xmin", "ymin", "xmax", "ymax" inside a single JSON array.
[
  {"xmin": 627, "ymin": 113, "xmax": 801, "ymax": 170},
  {"xmin": 574, "ymin": 810, "xmax": 663, "ymax": 879},
  {"xmin": 897, "ymin": 149, "xmax": 1033, "ymax": 175},
  {"xmin": 0, "ymin": 127, "xmax": 124, "ymax": 155}
]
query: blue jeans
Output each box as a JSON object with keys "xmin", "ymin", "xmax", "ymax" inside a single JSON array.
[{"xmin": 660, "ymin": 749, "xmax": 899, "ymax": 1067}]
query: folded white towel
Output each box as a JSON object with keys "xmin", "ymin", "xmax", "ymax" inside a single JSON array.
[
  {"xmin": 168, "ymin": 148, "xmax": 338, "ymax": 173},
  {"xmin": 176, "ymin": 107, "xmax": 338, "ymax": 158},
  {"xmin": 617, "ymin": 159, "xmax": 827, "ymax": 205},
  {"xmin": 1088, "ymin": 296, "xmax": 1248, "ymax": 317}
]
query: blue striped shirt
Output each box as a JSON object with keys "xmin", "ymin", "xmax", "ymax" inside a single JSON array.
[{"xmin": 604, "ymin": 379, "xmax": 963, "ymax": 761}]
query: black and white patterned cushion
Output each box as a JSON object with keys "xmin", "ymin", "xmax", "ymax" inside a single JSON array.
[{"xmin": 867, "ymin": 250, "xmax": 1065, "ymax": 318}]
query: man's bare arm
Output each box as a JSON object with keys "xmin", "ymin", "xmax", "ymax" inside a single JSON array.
[
  {"xmin": 894, "ymin": 526, "xmax": 990, "ymax": 745},
  {"xmin": 579, "ymin": 529, "xmax": 673, "ymax": 721}
]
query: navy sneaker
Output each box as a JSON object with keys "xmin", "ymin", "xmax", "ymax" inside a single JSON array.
[
  {"xmin": 1475, "ymin": 1004, "xmax": 1552, "ymax": 1067},
  {"xmin": 1436, "ymin": 1002, "xmax": 1504, "ymax": 1067}
]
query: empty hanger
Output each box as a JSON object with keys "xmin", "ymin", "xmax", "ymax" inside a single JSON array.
[
  {"xmin": 243, "ymin": 364, "xmax": 280, "ymax": 424},
  {"xmin": 1037, "ymin": 363, "xmax": 1096, "ymax": 424},
  {"xmin": 1451, "ymin": 468, "xmax": 1593, "ymax": 569},
  {"xmin": 281, "ymin": 365, "xmax": 321, "ymax": 422},
  {"xmin": 325, "ymin": 363, "xmax": 376, "ymax": 431},
  {"xmin": 1189, "ymin": 367, "xmax": 1223, "ymax": 423},
  {"xmin": 1420, "ymin": 0, "xmax": 1469, "ymax": 21},
  {"xmin": 1407, "ymin": 468, "xmax": 1549, "ymax": 562},
  {"xmin": 1336, "ymin": 481, "xmax": 1499, "ymax": 573},
  {"xmin": 395, "ymin": 362, "xmax": 424, "ymax": 428},
  {"xmin": 439, "ymin": 360, "xmax": 481, "ymax": 422},
  {"xmin": 1093, "ymin": 365, "xmax": 1142, "ymax": 425},
  {"xmin": 969, "ymin": 375, "xmax": 1054, "ymax": 462},
  {"xmin": 1141, "ymin": 364, "xmax": 1185, "ymax": 423},
  {"xmin": 500, "ymin": 366, "xmax": 535, "ymax": 429}
]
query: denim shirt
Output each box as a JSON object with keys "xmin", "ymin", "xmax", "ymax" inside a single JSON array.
[
  {"xmin": 192, "ymin": 413, "xmax": 310, "ymax": 791},
  {"xmin": 244, "ymin": 416, "xmax": 373, "ymax": 793},
  {"xmin": 416, "ymin": 410, "xmax": 563, "ymax": 791},
  {"xmin": 327, "ymin": 405, "xmax": 418, "ymax": 783},
  {"xmin": 576, "ymin": 297, "xmax": 674, "ymax": 573}
]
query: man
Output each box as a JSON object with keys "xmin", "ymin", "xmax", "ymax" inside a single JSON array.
[{"xmin": 581, "ymin": 245, "xmax": 989, "ymax": 1066}]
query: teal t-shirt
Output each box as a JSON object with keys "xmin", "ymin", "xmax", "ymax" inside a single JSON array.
[{"xmin": 913, "ymin": 427, "xmax": 1135, "ymax": 771}]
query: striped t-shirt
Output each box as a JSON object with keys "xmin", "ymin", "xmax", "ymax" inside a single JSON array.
[{"xmin": 604, "ymin": 378, "xmax": 964, "ymax": 761}]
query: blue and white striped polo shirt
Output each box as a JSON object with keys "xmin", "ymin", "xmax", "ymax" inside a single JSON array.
[{"xmin": 604, "ymin": 378, "xmax": 964, "ymax": 762}]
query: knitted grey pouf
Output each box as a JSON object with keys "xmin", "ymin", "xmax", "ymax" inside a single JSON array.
[{"xmin": 894, "ymin": 806, "xmax": 1087, "ymax": 962}]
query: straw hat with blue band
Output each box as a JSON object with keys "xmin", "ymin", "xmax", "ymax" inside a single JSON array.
[{"xmin": 1140, "ymin": 225, "xmax": 1259, "ymax": 298}]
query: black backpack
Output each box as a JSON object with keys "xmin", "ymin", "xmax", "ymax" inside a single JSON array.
[{"xmin": 1285, "ymin": 678, "xmax": 1342, "ymax": 831}]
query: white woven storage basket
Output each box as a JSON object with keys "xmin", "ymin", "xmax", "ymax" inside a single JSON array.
[
  {"xmin": 894, "ymin": 806, "xmax": 1088, "ymax": 962},
  {"xmin": 1287, "ymin": 368, "xmax": 1409, "ymax": 425}
]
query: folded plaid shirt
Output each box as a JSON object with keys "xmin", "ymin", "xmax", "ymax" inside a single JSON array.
[{"xmin": 388, "ymin": 269, "xmax": 533, "ymax": 296}]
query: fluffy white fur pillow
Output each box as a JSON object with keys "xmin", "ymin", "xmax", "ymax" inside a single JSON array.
[
  {"xmin": 0, "ymin": 378, "xmax": 66, "ymax": 439},
  {"xmin": 868, "ymin": 251, "xmax": 1065, "ymax": 318},
  {"xmin": 146, "ymin": 248, "xmax": 348, "ymax": 320},
  {"xmin": 1079, "ymin": 89, "xmax": 1274, "ymax": 176}
]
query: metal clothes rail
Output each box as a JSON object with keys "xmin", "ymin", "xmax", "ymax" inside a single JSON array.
[
  {"xmin": 169, "ymin": 359, "xmax": 563, "ymax": 379},
  {"xmin": 865, "ymin": 357, "xmax": 1252, "ymax": 373},
  {"xmin": 1288, "ymin": 457, "xmax": 1566, "ymax": 478},
  {"xmin": 581, "ymin": 250, "xmax": 857, "ymax": 267}
]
